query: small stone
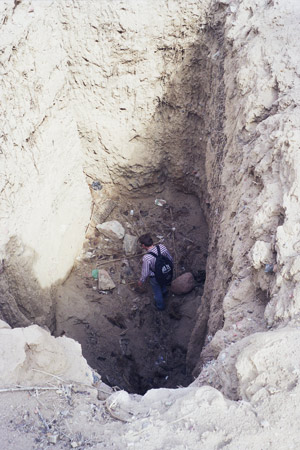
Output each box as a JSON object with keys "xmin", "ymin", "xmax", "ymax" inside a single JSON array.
[
  {"xmin": 96, "ymin": 220, "xmax": 125, "ymax": 240},
  {"xmin": 123, "ymin": 234, "xmax": 138, "ymax": 256},
  {"xmin": 170, "ymin": 272, "xmax": 195, "ymax": 294},
  {"xmin": 47, "ymin": 434, "xmax": 59, "ymax": 444},
  {"xmin": 97, "ymin": 269, "xmax": 116, "ymax": 290},
  {"xmin": 71, "ymin": 442, "xmax": 78, "ymax": 448}
]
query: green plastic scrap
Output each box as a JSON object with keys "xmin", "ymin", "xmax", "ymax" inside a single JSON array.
[{"xmin": 92, "ymin": 269, "xmax": 99, "ymax": 279}]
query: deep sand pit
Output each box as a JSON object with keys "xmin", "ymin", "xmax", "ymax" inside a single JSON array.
[{"xmin": 1, "ymin": 0, "xmax": 300, "ymax": 448}]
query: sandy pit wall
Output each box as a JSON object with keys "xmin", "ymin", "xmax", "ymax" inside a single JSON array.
[
  {"xmin": 189, "ymin": 0, "xmax": 300, "ymax": 396},
  {"xmin": 0, "ymin": 0, "xmax": 212, "ymax": 328}
]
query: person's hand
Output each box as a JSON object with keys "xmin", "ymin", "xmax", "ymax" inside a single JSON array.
[{"xmin": 138, "ymin": 280, "xmax": 143, "ymax": 288}]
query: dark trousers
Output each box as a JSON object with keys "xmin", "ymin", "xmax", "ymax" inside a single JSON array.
[{"xmin": 149, "ymin": 277, "xmax": 167, "ymax": 310}]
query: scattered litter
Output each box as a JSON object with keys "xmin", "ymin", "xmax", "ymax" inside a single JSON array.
[
  {"xmin": 155, "ymin": 199, "xmax": 167, "ymax": 206},
  {"xmin": 265, "ymin": 264, "xmax": 274, "ymax": 273},
  {"xmin": 92, "ymin": 269, "xmax": 99, "ymax": 279},
  {"xmin": 155, "ymin": 355, "xmax": 166, "ymax": 365},
  {"xmin": 91, "ymin": 180, "xmax": 102, "ymax": 191},
  {"xmin": 130, "ymin": 210, "xmax": 134, "ymax": 216}
]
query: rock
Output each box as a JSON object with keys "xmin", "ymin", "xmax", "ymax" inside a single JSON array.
[
  {"xmin": 123, "ymin": 234, "xmax": 138, "ymax": 255},
  {"xmin": 0, "ymin": 320, "xmax": 11, "ymax": 329},
  {"xmin": 96, "ymin": 220, "xmax": 125, "ymax": 240},
  {"xmin": 250, "ymin": 241, "xmax": 273, "ymax": 269},
  {"xmin": 93, "ymin": 199, "xmax": 117, "ymax": 224},
  {"xmin": 48, "ymin": 434, "xmax": 59, "ymax": 444},
  {"xmin": 97, "ymin": 269, "xmax": 116, "ymax": 290},
  {"xmin": 0, "ymin": 324, "xmax": 94, "ymax": 386},
  {"xmin": 171, "ymin": 272, "xmax": 195, "ymax": 295}
]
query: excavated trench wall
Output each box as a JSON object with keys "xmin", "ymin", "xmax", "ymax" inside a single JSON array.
[
  {"xmin": 0, "ymin": 0, "xmax": 216, "ymax": 335},
  {"xmin": 1, "ymin": 0, "xmax": 300, "ymax": 398}
]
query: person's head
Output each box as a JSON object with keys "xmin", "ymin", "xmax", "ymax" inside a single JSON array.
[{"xmin": 138, "ymin": 233, "xmax": 153, "ymax": 248}]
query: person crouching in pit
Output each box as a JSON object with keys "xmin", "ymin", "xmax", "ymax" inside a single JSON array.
[{"xmin": 138, "ymin": 233, "xmax": 173, "ymax": 311}]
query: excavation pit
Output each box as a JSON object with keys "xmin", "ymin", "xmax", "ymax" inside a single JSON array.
[{"xmin": 55, "ymin": 187, "xmax": 208, "ymax": 394}]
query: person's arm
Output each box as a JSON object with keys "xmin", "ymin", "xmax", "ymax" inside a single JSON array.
[{"xmin": 138, "ymin": 256, "xmax": 151, "ymax": 286}]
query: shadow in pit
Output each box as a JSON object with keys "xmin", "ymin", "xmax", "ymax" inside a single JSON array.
[{"xmin": 114, "ymin": 15, "xmax": 226, "ymax": 383}]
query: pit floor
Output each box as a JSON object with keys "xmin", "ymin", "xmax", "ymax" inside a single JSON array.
[{"xmin": 55, "ymin": 186, "xmax": 208, "ymax": 393}]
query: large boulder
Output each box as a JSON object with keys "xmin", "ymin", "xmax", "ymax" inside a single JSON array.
[
  {"xmin": 0, "ymin": 324, "xmax": 94, "ymax": 387},
  {"xmin": 171, "ymin": 272, "xmax": 195, "ymax": 295},
  {"xmin": 96, "ymin": 220, "xmax": 125, "ymax": 240}
]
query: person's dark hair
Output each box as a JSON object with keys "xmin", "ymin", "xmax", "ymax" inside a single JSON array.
[{"xmin": 138, "ymin": 233, "xmax": 153, "ymax": 247}]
